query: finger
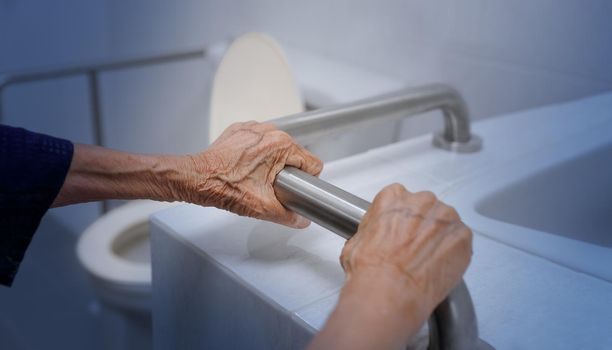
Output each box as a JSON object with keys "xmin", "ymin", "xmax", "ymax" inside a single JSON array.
[
  {"xmin": 286, "ymin": 143, "xmax": 324, "ymax": 176},
  {"xmin": 339, "ymin": 239, "xmax": 354, "ymax": 271},
  {"xmin": 428, "ymin": 200, "xmax": 461, "ymax": 223},
  {"xmin": 250, "ymin": 121, "xmax": 277, "ymax": 133},
  {"xmin": 277, "ymin": 208, "xmax": 311, "ymax": 229},
  {"xmin": 369, "ymin": 183, "xmax": 411, "ymax": 214},
  {"xmin": 257, "ymin": 122, "xmax": 279, "ymax": 132},
  {"xmin": 403, "ymin": 191, "xmax": 438, "ymax": 216},
  {"xmin": 269, "ymin": 199, "xmax": 312, "ymax": 229}
]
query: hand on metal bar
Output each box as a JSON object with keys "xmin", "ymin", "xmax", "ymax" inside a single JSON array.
[{"xmin": 275, "ymin": 167, "xmax": 479, "ymax": 350}]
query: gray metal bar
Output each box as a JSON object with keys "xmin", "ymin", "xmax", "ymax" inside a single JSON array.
[
  {"xmin": 274, "ymin": 167, "xmax": 481, "ymax": 350},
  {"xmin": 0, "ymin": 49, "xmax": 206, "ymax": 90},
  {"xmin": 273, "ymin": 84, "xmax": 482, "ymax": 153},
  {"xmin": 275, "ymin": 167, "xmax": 369, "ymax": 239},
  {"xmin": 0, "ymin": 48, "xmax": 206, "ymax": 124},
  {"xmin": 87, "ymin": 71, "xmax": 104, "ymax": 146},
  {"xmin": 86, "ymin": 71, "xmax": 109, "ymax": 213}
]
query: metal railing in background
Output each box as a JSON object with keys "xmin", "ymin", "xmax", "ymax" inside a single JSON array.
[
  {"xmin": 0, "ymin": 48, "xmax": 207, "ymax": 145},
  {"xmin": 0, "ymin": 48, "xmax": 207, "ymax": 212}
]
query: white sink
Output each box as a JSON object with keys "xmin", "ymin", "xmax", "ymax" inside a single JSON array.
[
  {"xmin": 476, "ymin": 141, "xmax": 612, "ymax": 248},
  {"xmin": 446, "ymin": 117, "xmax": 612, "ymax": 282}
]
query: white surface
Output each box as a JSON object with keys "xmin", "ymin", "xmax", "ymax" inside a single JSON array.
[
  {"xmin": 447, "ymin": 124, "xmax": 612, "ymax": 282},
  {"xmin": 152, "ymin": 91, "xmax": 612, "ymax": 349},
  {"xmin": 100, "ymin": 1, "xmax": 612, "ymax": 122},
  {"xmin": 100, "ymin": 58, "xmax": 212, "ymax": 154},
  {"xmin": 78, "ymin": 200, "xmax": 176, "ymax": 286},
  {"xmin": 209, "ymin": 33, "xmax": 304, "ymax": 140}
]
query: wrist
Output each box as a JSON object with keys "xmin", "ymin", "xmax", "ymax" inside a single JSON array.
[
  {"xmin": 152, "ymin": 151, "xmax": 225, "ymax": 206},
  {"xmin": 340, "ymin": 268, "xmax": 432, "ymax": 336},
  {"xmin": 146, "ymin": 154, "xmax": 196, "ymax": 203}
]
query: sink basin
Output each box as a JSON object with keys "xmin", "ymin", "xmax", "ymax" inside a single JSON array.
[
  {"xmin": 444, "ymin": 118, "xmax": 612, "ymax": 283},
  {"xmin": 476, "ymin": 141, "xmax": 612, "ymax": 248}
]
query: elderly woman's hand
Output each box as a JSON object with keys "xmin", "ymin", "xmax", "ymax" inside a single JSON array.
[
  {"xmin": 53, "ymin": 120, "xmax": 321, "ymax": 229},
  {"xmin": 180, "ymin": 121, "xmax": 323, "ymax": 228},
  {"xmin": 309, "ymin": 183, "xmax": 472, "ymax": 350},
  {"xmin": 341, "ymin": 183, "xmax": 472, "ymax": 315}
]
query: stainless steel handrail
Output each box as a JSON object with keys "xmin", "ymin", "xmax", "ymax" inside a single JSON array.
[
  {"xmin": 0, "ymin": 49, "xmax": 206, "ymax": 90},
  {"xmin": 272, "ymin": 84, "xmax": 487, "ymax": 348},
  {"xmin": 0, "ymin": 48, "xmax": 207, "ymax": 132},
  {"xmin": 274, "ymin": 167, "xmax": 483, "ymax": 350},
  {"xmin": 273, "ymin": 84, "xmax": 482, "ymax": 153}
]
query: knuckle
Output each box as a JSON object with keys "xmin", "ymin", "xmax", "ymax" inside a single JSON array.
[
  {"xmin": 444, "ymin": 205, "xmax": 460, "ymax": 221},
  {"xmin": 339, "ymin": 242, "xmax": 353, "ymax": 268},
  {"xmin": 452, "ymin": 224, "xmax": 473, "ymax": 246},
  {"xmin": 270, "ymin": 129, "xmax": 291, "ymax": 142},
  {"xmin": 415, "ymin": 191, "xmax": 437, "ymax": 204},
  {"xmin": 460, "ymin": 225, "xmax": 473, "ymax": 242},
  {"xmin": 227, "ymin": 122, "xmax": 242, "ymax": 131},
  {"xmin": 382, "ymin": 183, "xmax": 405, "ymax": 197}
]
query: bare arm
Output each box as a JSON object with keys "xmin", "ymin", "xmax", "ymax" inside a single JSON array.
[
  {"xmin": 51, "ymin": 144, "xmax": 187, "ymax": 206},
  {"xmin": 53, "ymin": 121, "xmax": 323, "ymax": 228},
  {"xmin": 309, "ymin": 184, "xmax": 473, "ymax": 350}
]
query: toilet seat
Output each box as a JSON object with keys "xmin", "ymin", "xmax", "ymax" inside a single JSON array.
[{"xmin": 77, "ymin": 200, "xmax": 176, "ymax": 288}]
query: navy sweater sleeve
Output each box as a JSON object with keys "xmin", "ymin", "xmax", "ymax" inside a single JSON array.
[{"xmin": 0, "ymin": 125, "xmax": 74, "ymax": 287}]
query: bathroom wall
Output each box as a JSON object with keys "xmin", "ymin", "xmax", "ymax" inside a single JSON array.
[
  {"xmin": 104, "ymin": 0, "xmax": 612, "ymax": 121},
  {"xmin": 1, "ymin": 1, "xmax": 611, "ymax": 349},
  {"xmin": 3, "ymin": 1, "xmax": 612, "ymax": 228}
]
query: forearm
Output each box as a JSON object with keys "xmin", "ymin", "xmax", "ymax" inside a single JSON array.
[
  {"xmin": 52, "ymin": 144, "xmax": 194, "ymax": 207},
  {"xmin": 309, "ymin": 270, "xmax": 430, "ymax": 350}
]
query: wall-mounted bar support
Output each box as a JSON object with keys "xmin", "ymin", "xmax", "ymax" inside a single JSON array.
[
  {"xmin": 274, "ymin": 167, "xmax": 491, "ymax": 350},
  {"xmin": 273, "ymin": 84, "xmax": 482, "ymax": 153}
]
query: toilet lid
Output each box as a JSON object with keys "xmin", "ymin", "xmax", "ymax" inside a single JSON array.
[
  {"xmin": 209, "ymin": 32, "xmax": 304, "ymax": 141},
  {"xmin": 77, "ymin": 200, "xmax": 176, "ymax": 287}
]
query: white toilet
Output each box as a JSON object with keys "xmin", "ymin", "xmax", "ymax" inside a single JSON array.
[
  {"xmin": 77, "ymin": 200, "xmax": 175, "ymax": 312},
  {"xmin": 76, "ymin": 32, "xmax": 304, "ymax": 349}
]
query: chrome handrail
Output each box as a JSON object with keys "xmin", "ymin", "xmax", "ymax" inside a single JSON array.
[
  {"xmin": 273, "ymin": 84, "xmax": 482, "ymax": 153},
  {"xmin": 272, "ymin": 85, "xmax": 487, "ymax": 348},
  {"xmin": 274, "ymin": 167, "xmax": 486, "ymax": 350}
]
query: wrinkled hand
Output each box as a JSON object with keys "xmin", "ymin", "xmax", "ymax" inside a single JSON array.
[
  {"xmin": 340, "ymin": 183, "xmax": 472, "ymax": 321},
  {"xmin": 182, "ymin": 121, "xmax": 323, "ymax": 228}
]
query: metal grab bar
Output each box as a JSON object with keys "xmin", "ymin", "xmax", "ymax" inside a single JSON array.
[
  {"xmin": 273, "ymin": 84, "xmax": 482, "ymax": 153},
  {"xmin": 274, "ymin": 167, "xmax": 482, "ymax": 350},
  {"xmin": 0, "ymin": 48, "xmax": 207, "ymax": 129}
]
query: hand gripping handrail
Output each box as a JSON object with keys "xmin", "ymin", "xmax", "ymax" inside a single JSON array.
[
  {"xmin": 274, "ymin": 168, "xmax": 488, "ymax": 350},
  {"xmin": 271, "ymin": 85, "xmax": 491, "ymax": 349}
]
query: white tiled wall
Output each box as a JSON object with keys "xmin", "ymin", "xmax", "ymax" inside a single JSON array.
[
  {"xmin": 104, "ymin": 0, "xmax": 612, "ymax": 121},
  {"xmin": 99, "ymin": 59, "xmax": 212, "ymax": 155},
  {"xmin": 1, "ymin": 2, "xmax": 611, "ymax": 348},
  {"xmin": 2, "ymin": 0, "xmax": 612, "ymax": 228}
]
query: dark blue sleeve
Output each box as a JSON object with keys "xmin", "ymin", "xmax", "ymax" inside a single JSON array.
[{"xmin": 1, "ymin": 125, "xmax": 74, "ymax": 287}]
